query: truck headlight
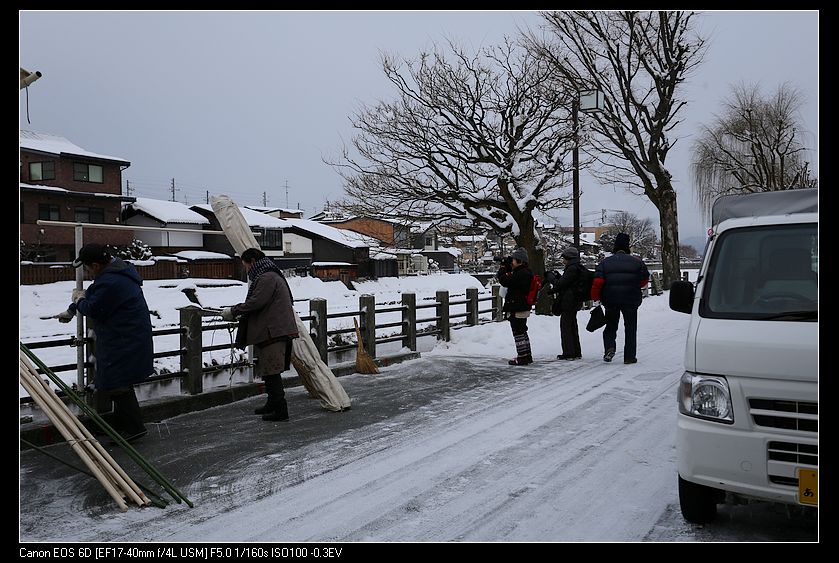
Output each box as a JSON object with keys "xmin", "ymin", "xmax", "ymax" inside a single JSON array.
[{"xmin": 679, "ymin": 372, "xmax": 734, "ymax": 423}]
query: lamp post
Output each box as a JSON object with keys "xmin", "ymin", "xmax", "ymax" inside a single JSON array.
[{"xmin": 572, "ymin": 89, "xmax": 605, "ymax": 250}]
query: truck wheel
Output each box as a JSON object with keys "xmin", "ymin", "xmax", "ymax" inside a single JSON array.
[{"xmin": 678, "ymin": 475, "xmax": 718, "ymax": 524}]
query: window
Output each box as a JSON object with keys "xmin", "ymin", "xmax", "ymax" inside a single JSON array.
[
  {"xmin": 38, "ymin": 204, "xmax": 60, "ymax": 221},
  {"xmin": 74, "ymin": 206, "xmax": 105, "ymax": 224},
  {"xmin": 73, "ymin": 163, "xmax": 104, "ymax": 183},
  {"xmin": 29, "ymin": 161, "xmax": 55, "ymax": 181},
  {"xmin": 262, "ymin": 229, "xmax": 283, "ymax": 249},
  {"xmin": 701, "ymin": 224, "xmax": 817, "ymax": 320}
]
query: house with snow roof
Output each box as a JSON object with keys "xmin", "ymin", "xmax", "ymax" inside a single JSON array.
[
  {"xmin": 122, "ymin": 198, "xmax": 210, "ymax": 253},
  {"xmin": 190, "ymin": 203, "xmax": 289, "ymax": 258},
  {"xmin": 20, "ymin": 130, "xmax": 135, "ymax": 262}
]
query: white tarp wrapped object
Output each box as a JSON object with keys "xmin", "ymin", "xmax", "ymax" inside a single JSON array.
[{"xmin": 210, "ymin": 195, "xmax": 351, "ymax": 412}]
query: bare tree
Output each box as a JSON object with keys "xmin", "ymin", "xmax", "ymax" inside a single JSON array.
[
  {"xmin": 526, "ymin": 11, "xmax": 706, "ymax": 287},
  {"xmin": 329, "ymin": 40, "xmax": 577, "ymax": 281},
  {"xmin": 692, "ymin": 83, "xmax": 817, "ymax": 217},
  {"xmin": 679, "ymin": 244, "xmax": 699, "ymax": 260},
  {"xmin": 599, "ymin": 211, "xmax": 659, "ymax": 259}
]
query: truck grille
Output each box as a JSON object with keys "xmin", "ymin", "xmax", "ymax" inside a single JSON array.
[
  {"xmin": 748, "ymin": 399, "xmax": 818, "ymax": 432},
  {"xmin": 767, "ymin": 441, "xmax": 818, "ymax": 486}
]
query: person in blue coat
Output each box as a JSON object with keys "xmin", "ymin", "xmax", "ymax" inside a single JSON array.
[
  {"xmin": 64, "ymin": 243, "xmax": 154, "ymax": 441},
  {"xmin": 591, "ymin": 233, "xmax": 650, "ymax": 364}
]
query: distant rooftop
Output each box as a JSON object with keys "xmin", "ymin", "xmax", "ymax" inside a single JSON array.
[{"xmin": 20, "ymin": 130, "xmax": 130, "ymax": 164}]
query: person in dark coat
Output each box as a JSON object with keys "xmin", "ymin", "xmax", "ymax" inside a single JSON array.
[
  {"xmin": 222, "ymin": 248, "xmax": 299, "ymax": 421},
  {"xmin": 550, "ymin": 247, "xmax": 584, "ymax": 360},
  {"xmin": 497, "ymin": 247, "xmax": 534, "ymax": 366},
  {"xmin": 591, "ymin": 233, "xmax": 650, "ymax": 364},
  {"xmin": 65, "ymin": 243, "xmax": 154, "ymax": 442}
]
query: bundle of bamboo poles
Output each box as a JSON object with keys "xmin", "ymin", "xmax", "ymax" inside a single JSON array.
[
  {"xmin": 19, "ymin": 349, "xmax": 149, "ymax": 511},
  {"xmin": 20, "ymin": 343, "xmax": 193, "ymax": 510}
]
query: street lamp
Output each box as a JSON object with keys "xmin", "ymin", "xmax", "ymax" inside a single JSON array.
[{"xmin": 572, "ymin": 88, "xmax": 605, "ymax": 250}]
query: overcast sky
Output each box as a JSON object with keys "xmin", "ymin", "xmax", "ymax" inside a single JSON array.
[{"xmin": 19, "ymin": 11, "xmax": 818, "ymax": 244}]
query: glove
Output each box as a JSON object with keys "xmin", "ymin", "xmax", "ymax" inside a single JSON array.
[
  {"xmin": 220, "ymin": 307, "xmax": 235, "ymax": 321},
  {"xmin": 57, "ymin": 309, "xmax": 75, "ymax": 323},
  {"xmin": 592, "ymin": 300, "xmax": 601, "ymax": 308},
  {"xmin": 72, "ymin": 288, "xmax": 86, "ymax": 304}
]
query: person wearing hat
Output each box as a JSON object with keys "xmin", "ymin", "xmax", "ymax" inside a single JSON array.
[
  {"xmin": 549, "ymin": 247, "xmax": 585, "ymax": 360},
  {"xmin": 221, "ymin": 248, "xmax": 299, "ymax": 422},
  {"xmin": 591, "ymin": 233, "xmax": 650, "ymax": 364},
  {"xmin": 496, "ymin": 247, "xmax": 534, "ymax": 365},
  {"xmin": 62, "ymin": 243, "xmax": 154, "ymax": 442}
]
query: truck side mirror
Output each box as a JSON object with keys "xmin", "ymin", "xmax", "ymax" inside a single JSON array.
[{"xmin": 669, "ymin": 280, "xmax": 695, "ymax": 314}]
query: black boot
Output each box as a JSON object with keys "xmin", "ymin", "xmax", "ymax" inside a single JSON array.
[
  {"xmin": 254, "ymin": 397, "xmax": 273, "ymax": 415},
  {"xmin": 109, "ymin": 388, "xmax": 147, "ymax": 443},
  {"xmin": 261, "ymin": 373, "xmax": 289, "ymax": 422}
]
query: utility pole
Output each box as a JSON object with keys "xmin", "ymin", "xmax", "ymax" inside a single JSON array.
[
  {"xmin": 285, "ymin": 180, "xmax": 290, "ymax": 208},
  {"xmin": 125, "ymin": 179, "xmax": 133, "ymax": 197},
  {"xmin": 206, "ymin": 190, "xmax": 210, "ymax": 204},
  {"xmin": 170, "ymin": 178, "xmax": 179, "ymax": 202},
  {"xmin": 262, "ymin": 191, "xmax": 268, "ymax": 207}
]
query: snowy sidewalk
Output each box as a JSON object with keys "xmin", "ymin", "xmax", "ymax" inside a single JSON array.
[{"xmin": 19, "ymin": 300, "xmax": 816, "ymax": 542}]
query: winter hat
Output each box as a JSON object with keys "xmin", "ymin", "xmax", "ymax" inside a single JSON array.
[
  {"xmin": 561, "ymin": 247, "xmax": 579, "ymax": 260},
  {"xmin": 613, "ymin": 233, "xmax": 631, "ymax": 253},
  {"xmin": 72, "ymin": 243, "xmax": 111, "ymax": 268},
  {"xmin": 511, "ymin": 247, "xmax": 529, "ymax": 263}
]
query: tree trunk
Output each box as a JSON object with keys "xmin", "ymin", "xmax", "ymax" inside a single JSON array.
[{"xmin": 656, "ymin": 182, "xmax": 681, "ymax": 289}]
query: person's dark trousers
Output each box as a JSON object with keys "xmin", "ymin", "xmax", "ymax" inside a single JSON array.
[
  {"xmin": 262, "ymin": 373, "xmax": 289, "ymax": 421},
  {"xmin": 603, "ymin": 304, "xmax": 639, "ymax": 360},
  {"xmin": 559, "ymin": 311, "xmax": 581, "ymax": 358},
  {"xmin": 110, "ymin": 386, "xmax": 146, "ymax": 436}
]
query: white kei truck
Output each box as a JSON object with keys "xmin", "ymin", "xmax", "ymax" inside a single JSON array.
[{"xmin": 668, "ymin": 188, "xmax": 818, "ymax": 523}]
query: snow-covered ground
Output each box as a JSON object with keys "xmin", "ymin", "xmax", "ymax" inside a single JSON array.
[{"xmin": 19, "ymin": 291, "xmax": 817, "ymax": 541}]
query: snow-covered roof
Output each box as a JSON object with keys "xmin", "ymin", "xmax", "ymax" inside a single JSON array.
[
  {"xmin": 126, "ymin": 198, "xmax": 209, "ymax": 225},
  {"xmin": 283, "ymin": 218, "xmax": 368, "ymax": 248},
  {"xmin": 20, "ymin": 182, "xmax": 128, "ymax": 199},
  {"xmin": 245, "ymin": 205, "xmax": 304, "ymax": 216},
  {"xmin": 312, "ymin": 262, "xmax": 353, "ymax": 267},
  {"xmin": 453, "ymin": 235, "xmax": 486, "ymax": 243},
  {"xmin": 173, "ymin": 251, "xmax": 232, "ymax": 260},
  {"xmin": 435, "ymin": 246, "xmax": 463, "ymax": 257},
  {"xmin": 192, "ymin": 204, "xmax": 289, "ymax": 228},
  {"xmin": 20, "ymin": 130, "xmax": 129, "ymax": 164}
]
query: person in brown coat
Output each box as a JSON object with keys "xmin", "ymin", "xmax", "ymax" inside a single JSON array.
[{"xmin": 222, "ymin": 248, "xmax": 299, "ymax": 421}]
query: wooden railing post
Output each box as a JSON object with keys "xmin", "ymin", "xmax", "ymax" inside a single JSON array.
[
  {"xmin": 466, "ymin": 287, "xmax": 479, "ymax": 326},
  {"xmin": 436, "ymin": 290, "xmax": 450, "ymax": 341},
  {"xmin": 310, "ymin": 298, "xmax": 328, "ymax": 363},
  {"xmin": 402, "ymin": 292, "xmax": 417, "ymax": 351},
  {"xmin": 179, "ymin": 306, "xmax": 203, "ymax": 395},
  {"xmin": 360, "ymin": 294, "xmax": 376, "ymax": 359},
  {"xmin": 492, "ymin": 284, "xmax": 504, "ymax": 322}
]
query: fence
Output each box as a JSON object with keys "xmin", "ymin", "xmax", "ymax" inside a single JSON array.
[
  {"xmin": 22, "ymin": 286, "xmax": 504, "ymax": 402},
  {"xmin": 20, "ymin": 259, "xmax": 235, "ymax": 285}
]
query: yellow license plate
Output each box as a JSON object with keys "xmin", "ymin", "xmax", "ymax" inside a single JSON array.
[{"xmin": 798, "ymin": 468, "xmax": 817, "ymax": 505}]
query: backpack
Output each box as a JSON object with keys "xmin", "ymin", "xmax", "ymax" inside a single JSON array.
[
  {"xmin": 574, "ymin": 265, "xmax": 594, "ymax": 302},
  {"xmin": 526, "ymin": 274, "xmax": 543, "ymax": 306}
]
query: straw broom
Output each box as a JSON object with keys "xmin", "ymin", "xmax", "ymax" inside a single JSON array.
[{"xmin": 353, "ymin": 317, "xmax": 379, "ymax": 374}]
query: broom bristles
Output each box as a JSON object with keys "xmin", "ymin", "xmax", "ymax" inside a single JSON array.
[{"xmin": 353, "ymin": 318, "xmax": 379, "ymax": 374}]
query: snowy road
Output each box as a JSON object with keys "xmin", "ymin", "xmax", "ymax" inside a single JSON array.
[{"xmin": 20, "ymin": 303, "xmax": 817, "ymax": 542}]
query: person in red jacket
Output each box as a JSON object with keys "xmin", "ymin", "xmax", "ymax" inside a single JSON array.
[{"xmin": 591, "ymin": 233, "xmax": 650, "ymax": 364}]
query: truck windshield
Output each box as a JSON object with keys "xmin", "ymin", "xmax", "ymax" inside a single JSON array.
[{"xmin": 701, "ymin": 224, "xmax": 818, "ymax": 320}]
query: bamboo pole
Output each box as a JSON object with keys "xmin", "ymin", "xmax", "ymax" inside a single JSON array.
[
  {"xmin": 20, "ymin": 343, "xmax": 193, "ymax": 507},
  {"xmin": 20, "ymin": 353, "xmax": 149, "ymax": 507},
  {"xmin": 21, "ymin": 438, "xmax": 168, "ymax": 508},
  {"xmin": 19, "ymin": 360, "xmax": 129, "ymax": 511}
]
